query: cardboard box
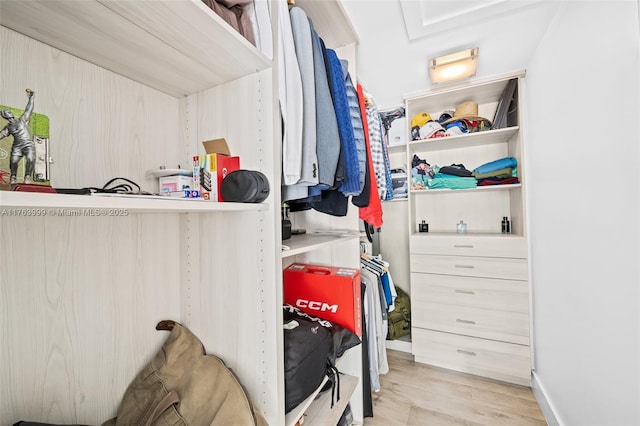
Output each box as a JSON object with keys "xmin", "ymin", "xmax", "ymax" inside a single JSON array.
[
  {"xmin": 283, "ymin": 263, "xmax": 362, "ymax": 337},
  {"xmin": 192, "ymin": 138, "xmax": 239, "ymax": 201},
  {"xmin": 159, "ymin": 175, "xmax": 192, "ymax": 195}
]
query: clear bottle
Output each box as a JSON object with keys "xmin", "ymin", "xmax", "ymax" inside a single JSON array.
[{"xmin": 456, "ymin": 220, "xmax": 467, "ymax": 233}]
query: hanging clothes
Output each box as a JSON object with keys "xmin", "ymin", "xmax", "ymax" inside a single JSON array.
[
  {"xmin": 354, "ymin": 83, "xmax": 383, "ymax": 228},
  {"xmin": 360, "ymin": 252, "xmax": 393, "ymax": 393},
  {"xmin": 278, "ymin": 0, "xmax": 303, "ymax": 186},
  {"xmin": 341, "ymin": 59, "xmax": 366, "ymax": 196},
  {"xmin": 360, "ymin": 282, "xmax": 374, "ymax": 418},
  {"xmin": 362, "ymin": 253, "xmax": 396, "ymax": 311},
  {"xmin": 364, "ymin": 95, "xmax": 389, "ymax": 200},
  {"xmin": 361, "ymin": 269, "xmax": 383, "ymax": 392},
  {"xmin": 325, "ymin": 48, "xmax": 360, "ymax": 194},
  {"xmin": 248, "ymin": 0, "xmax": 273, "ymax": 60},
  {"xmin": 281, "ymin": 5, "xmax": 319, "ymax": 203},
  {"xmin": 378, "ymin": 117, "xmax": 394, "ymax": 201},
  {"xmin": 321, "ymin": 39, "xmax": 346, "ymax": 189},
  {"xmin": 309, "ymin": 19, "xmax": 341, "ymax": 189}
]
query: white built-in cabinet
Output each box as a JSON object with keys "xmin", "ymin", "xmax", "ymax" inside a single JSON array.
[
  {"xmin": 400, "ymin": 73, "xmax": 532, "ymax": 386},
  {"xmin": 0, "ymin": 1, "xmax": 362, "ymax": 425}
]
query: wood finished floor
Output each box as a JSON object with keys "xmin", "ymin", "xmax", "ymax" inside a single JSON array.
[{"xmin": 363, "ymin": 350, "xmax": 547, "ymax": 426}]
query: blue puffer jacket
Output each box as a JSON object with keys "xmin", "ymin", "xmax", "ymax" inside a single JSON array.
[{"xmin": 326, "ymin": 48, "xmax": 360, "ymax": 194}]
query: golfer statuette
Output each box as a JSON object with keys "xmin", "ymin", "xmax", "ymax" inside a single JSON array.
[{"xmin": 0, "ymin": 88, "xmax": 36, "ymax": 185}]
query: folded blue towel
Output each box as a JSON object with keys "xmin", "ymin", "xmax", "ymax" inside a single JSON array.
[{"xmin": 473, "ymin": 157, "xmax": 517, "ymax": 174}]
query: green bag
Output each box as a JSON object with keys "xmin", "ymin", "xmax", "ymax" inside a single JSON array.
[{"xmin": 387, "ymin": 286, "xmax": 411, "ymax": 340}]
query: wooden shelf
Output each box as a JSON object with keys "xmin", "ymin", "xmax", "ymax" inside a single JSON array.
[
  {"xmin": 302, "ymin": 373, "xmax": 358, "ymax": 426},
  {"xmin": 0, "ymin": 0, "xmax": 271, "ymax": 97},
  {"xmin": 404, "ymin": 72, "xmax": 525, "ymax": 113},
  {"xmin": 410, "ymin": 183, "xmax": 521, "ymax": 195},
  {"xmin": 408, "ymin": 127, "xmax": 519, "ymax": 154},
  {"xmin": 296, "ymin": 0, "xmax": 359, "ymax": 48},
  {"xmin": 282, "ymin": 231, "xmax": 361, "ymax": 258},
  {"xmin": 0, "ymin": 191, "xmax": 267, "ymax": 214},
  {"xmin": 410, "ymin": 231, "xmax": 524, "ymax": 238},
  {"xmin": 285, "ymin": 372, "xmax": 358, "ymax": 426},
  {"xmin": 387, "ymin": 144, "xmax": 407, "ymax": 154}
]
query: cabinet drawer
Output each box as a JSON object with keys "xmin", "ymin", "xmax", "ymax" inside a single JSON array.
[
  {"xmin": 410, "ymin": 235, "xmax": 527, "ymax": 258},
  {"xmin": 413, "ymin": 302, "xmax": 529, "ymax": 345},
  {"xmin": 412, "ymin": 328, "xmax": 531, "ymax": 386},
  {"xmin": 410, "ymin": 254, "xmax": 528, "ymax": 280},
  {"xmin": 411, "ymin": 273, "xmax": 529, "ymax": 313}
]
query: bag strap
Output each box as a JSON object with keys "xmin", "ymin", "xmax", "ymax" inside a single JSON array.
[{"xmin": 326, "ymin": 360, "xmax": 341, "ymax": 409}]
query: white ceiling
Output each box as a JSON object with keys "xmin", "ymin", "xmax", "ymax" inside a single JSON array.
[
  {"xmin": 399, "ymin": 0, "xmax": 543, "ymax": 40},
  {"xmin": 340, "ymin": 0, "xmax": 561, "ymax": 108}
]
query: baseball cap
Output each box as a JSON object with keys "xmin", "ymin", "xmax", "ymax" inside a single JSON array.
[
  {"xmin": 419, "ymin": 121, "xmax": 445, "ymax": 139},
  {"xmin": 445, "ymin": 121, "xmax": 468, "ymax": 136},
  {"xmin": 437, "ymin": 110, "xmax": 454, "ymax": 123},
  {"xmin": 411, "ymin": 112, "xmax": 432, "ymax": 129}
]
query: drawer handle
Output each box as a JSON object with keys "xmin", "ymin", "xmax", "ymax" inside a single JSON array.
[
  {"xmin": 457, "ymin": 349, "xmax": 477, "ymax": 356},
  {"xmin": 454, "ymin": 264, "xmax": 475, "ymax": 269},
  {"xmin": 456, "ymin": 319, "xmax": 476, "ymax": 325},
  {"xmin": 455, "ymin": 289, "xmax": 475, "ymax": 295},
  {"xmin": 454, "ymin": 244, "xmax": 474, "ymax": 248}
]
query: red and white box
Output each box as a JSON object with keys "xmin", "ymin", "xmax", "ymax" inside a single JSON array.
[
  {"xmin": 192, "ymin": 138, "xmax": 240, "ymax": 201},
  {"xmin": 283, "ymin": 263, "xmax": 362, "ymax": 337}
]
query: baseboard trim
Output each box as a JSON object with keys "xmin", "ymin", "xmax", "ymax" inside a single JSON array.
[
  {"xmin": 385, "ymin": 338, "xmax": 412, "ymax": 353},
  {"xmin": 531, "ymin": 371, "xmax": 562, "ymax": 426}
]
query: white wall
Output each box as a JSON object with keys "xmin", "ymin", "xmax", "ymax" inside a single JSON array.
[
  {"xmin": 343, "ymin": 0, "xmax": 640, "ymax": 424},
  {"xmin": 525, "ymin": 2, "xmax": 640, "ymax": 425}
]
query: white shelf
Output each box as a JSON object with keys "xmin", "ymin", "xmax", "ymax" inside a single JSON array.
[
  {"xmin": 285, "ymin": 372, "xmax": 358, "ymax": 426},
  {"xmin": 385, "ymin": 336, "xmax": 413, "ymax": 354},
  {"xmin": 296, "ymin": 0, "xmax": 359, "ymax": 48},
  {"xmin": 282, "ymin": 231, "xmax": 361, "ymax": 258},
  {"xmin": 0, "ymin": 191, "xmax": 267, "ymax": 213},
  {"xmin": 387, "ymin": 144, "xmax": 407, "ymax": 154},
  {"xmin": 410, "ymin": 183, "xmax": 521, "ymax": 195},
  {"xmin": 302, "ymin": 373, "xmax": 358, "ymax": 426},
  {"xmin": 404, "ymin": 72, "xmax": 525, "ymax": 113},
  {"xmin": 0, "ymin": 0, "xmax": 271, "ymax": 97},
  {"xmin": 408, "ymin": 126, "xmax": 519, "ymax": 154},
  {"xmin": 410, "ymin": 231, "xmax": 523, "ymax": 238}
]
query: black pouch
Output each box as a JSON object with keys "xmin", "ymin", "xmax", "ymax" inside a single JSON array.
[
  {"xmin": 439, "ymin": 163, "xmax": 473, "ymax": 177},
  {"xmin": 220, "ymin": 170, "xmax": 270, "ymax": 203}
]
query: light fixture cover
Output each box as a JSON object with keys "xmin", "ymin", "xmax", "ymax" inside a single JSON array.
[{"xmin": 430, "ymin": 47, "xmax": 479, "ymax": 84}]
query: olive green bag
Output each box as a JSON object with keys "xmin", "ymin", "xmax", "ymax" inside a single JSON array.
[
  {"xmin": 387, "ymin": 286, "xmax": 411, "ymax": 340},
  {"xmin": 103, "ymin": 320, "xmax": 268, "ymax": 426}
]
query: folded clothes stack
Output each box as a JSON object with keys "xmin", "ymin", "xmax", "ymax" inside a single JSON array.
[{"xmin": 473, "ymin": 156, "xmax": 520, "ymax": 186}]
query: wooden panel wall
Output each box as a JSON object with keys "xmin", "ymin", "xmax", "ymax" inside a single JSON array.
[
  {"xmin": 179, "ymin": 70, "xmax": 280, "ymax": 423},
  {"xmin": 0, "ymin": 27, "xmax": 185, "ymax": 424}
]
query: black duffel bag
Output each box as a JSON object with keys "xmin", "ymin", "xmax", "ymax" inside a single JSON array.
[
  {"xmin": 283, "ymin": 305, "xmax": 361, "ymax": 413},
  {"xmin": 220, "ymin": 169, "xmax": 270, "ymax": 203},
  {"xmin": 284, "ymin": 307, "xmax": 332, "ymax": 413}
]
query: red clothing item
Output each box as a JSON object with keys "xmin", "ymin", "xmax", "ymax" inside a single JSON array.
[
  {"xmin": 477, "ymin": 177, "xmax": 520, "ymax": 186},
  {"xmin": 356, "ymin": 83, "xmax": 383, "ymax": 228}
]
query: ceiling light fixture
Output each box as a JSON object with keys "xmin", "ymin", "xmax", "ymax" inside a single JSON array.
[{"xmin": 429, "ymin": 47, "xmax": 479, "ymax": 84}]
